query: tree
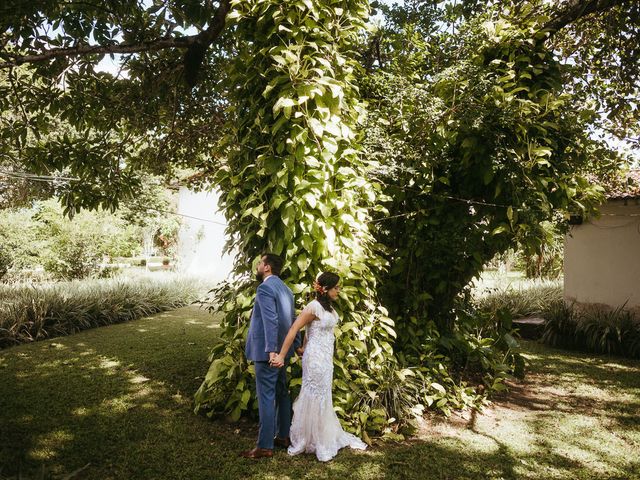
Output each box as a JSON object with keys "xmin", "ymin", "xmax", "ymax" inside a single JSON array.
[
  {"xmin": 1, "ymin": 0, "xmax": 638, "ymax": 430},
  {"xmin": 362, "ymin": 2, "xmax": 625, "ymax": 341},
  {"xmin": 1, "ymin": 0, "xmax": 233, "ymax": 214}
]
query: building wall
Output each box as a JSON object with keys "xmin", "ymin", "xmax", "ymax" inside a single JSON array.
[
  {"xmin": 176, "ymin": 187, "xmax": 234, "ymax": 281},
  {"xmin": 564, "ymin": 199, "xmax": 640, "ymax": 311}
]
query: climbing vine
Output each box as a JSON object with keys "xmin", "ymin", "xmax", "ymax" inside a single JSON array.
[{"xmin": 194, "ymin": 0, "xmax": 403, "ymax": 436}]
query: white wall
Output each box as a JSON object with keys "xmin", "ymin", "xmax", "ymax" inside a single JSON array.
[
  {"xmin": 176, "ymin": 187, "xmax": 235, "ymax": 281},
  {"xmin": 564, "ymin": 199, "xmax": 640, "ymax": 311}
]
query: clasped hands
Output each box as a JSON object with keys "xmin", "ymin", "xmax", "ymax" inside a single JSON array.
[{"xmin": 269, "ymin": 347, "xmax": 304, "ymax": 368}]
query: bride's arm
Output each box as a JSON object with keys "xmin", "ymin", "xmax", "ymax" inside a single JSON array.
[{"xmin": 272, "ymin": 310, "xmax": 315, "ymax": 366}]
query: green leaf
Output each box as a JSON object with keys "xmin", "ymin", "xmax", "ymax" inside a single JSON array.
[
  {"xmin": 431, "ymin": 382, "xmax": 446, "ymax": 393},
  {"xmin": 307, "ymin": 118, "xmax": 324, "ymax": 137},
  {"xmin": 302, "ymin": 193, "xmax": 317, "ymax": 209}
]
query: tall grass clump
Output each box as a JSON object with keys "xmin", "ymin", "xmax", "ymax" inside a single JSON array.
[
  {"xmin": 0, "ymin": 275, "xmax": 206, "ymax": 348},
  {"xmin": 476, "ymin": 279, "xmax": 563, "ymax": 318},
  {"xmin": 539, "ymin": 298, "xmax": 579, "ymax": 349},
  {"xmin": 541, "ymin": 300, "xmax": 640, "ymax": 358}
]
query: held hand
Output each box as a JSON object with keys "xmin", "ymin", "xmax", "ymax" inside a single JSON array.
[{"xmin": 269, "ymin": 352, "xmax": 284, "ymax": 368}]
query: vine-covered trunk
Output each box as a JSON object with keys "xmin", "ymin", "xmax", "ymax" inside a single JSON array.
[{"xmin": 194, "ymin": 0, "xmax": 399, "ymax": 434}]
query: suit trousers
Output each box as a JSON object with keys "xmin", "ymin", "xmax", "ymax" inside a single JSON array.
[{"xmin": 254, "ymin": 361, "xmax": 292, "ymax": 449}]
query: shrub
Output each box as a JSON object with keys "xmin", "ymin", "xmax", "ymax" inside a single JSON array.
[
  {"xmin": 580, "ymin": 305, "xmax": 639, "ymax": 356},
  {"xmin": 540, "ymin": 299, "xmax": 580, "ymax": 349},
  {"xmin": 0, "ymin": 276, "xmax": 206, "ymax": 348},
  {"xmin": 476, "ymin": 281, "xmax": 563, "ymax": 318},
  {"xmin": 42, "ymin": 236, "xmax": 103, "ymax": 280},
  {"xmin": 540, "ymin": 300, "xmax": 640, "ymax": 358},
  {"xmin": 0, "ymin": 246, "xmax": 11, "ymax": 281},
  {"xmin": 0, "ymin": 197, "xmax": 180, "ymax": 281}
]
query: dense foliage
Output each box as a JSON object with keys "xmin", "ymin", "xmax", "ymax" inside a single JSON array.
[
  {"xmin": 364, "ymin": 5, "xmax": 621, "ymax": 339},
  {"xmin": 1, "ymin": 0, "xmax": 638, "ymax": 432},
  {"xmin": 193, "ymin": 0, "xmax": 406, "ymax": 436},
  {"xmin": 0, "ymin": 181, "xmax": 179, "ymax": 281}
]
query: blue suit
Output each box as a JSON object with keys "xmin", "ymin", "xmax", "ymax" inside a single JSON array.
[{"xmin": 245, "ymin": 275, "xmax": 300, "ymax": 449}]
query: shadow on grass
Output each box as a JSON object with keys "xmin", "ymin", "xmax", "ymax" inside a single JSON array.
[
  {"xmin": 0, "ymin": 306, "xmax": 224, "ymax": 479},
  {"xmin": 1, "ymin": 318, "xmax": 639, "ymax": 479},
  {"xmin": 495, "ymin": 341, "xmax": 640, "ymax": 422},
  {"xmin": 521, "ymin": 340, "xmax": 640, "ymax": 388}
]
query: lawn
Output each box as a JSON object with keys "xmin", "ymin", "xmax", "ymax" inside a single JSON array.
[{"xmin": 1, "ymin": 306, "xmax": 638, "ymax": 480}]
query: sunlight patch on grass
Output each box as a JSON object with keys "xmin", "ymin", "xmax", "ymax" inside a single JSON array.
[
  {"xmin": 100, "ymin": 394, "xmax": 139, "ymax": 413},
  {"xmin": 133, "ymin": 386, "xmax": 154, "ymax": 398},
  {"xmin": 171, "ymin": 392, "xmax": 190, "ymax": 406},
  {"xmin": 98, "ymin": 358, "xmax": 121, "ymax": 369},
  {"xmin": 35, "ymin": 359, "xmax": 68, "ymax": 369},
  {"xmin": 129, "ymin": 374, "xmax": 150, "ymax": 384},
  {"xmin": 30, "ymin": 429, "xmax": 74, "ymax": 461},
  {"xmin": 600, "ymin": 362, "xmax": 638, "ymax": 372},
  {"xmin": 535, "ymin": 414, "xmax": 631, "ymax": 477}
]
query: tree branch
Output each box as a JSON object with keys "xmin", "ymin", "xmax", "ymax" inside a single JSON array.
[
  {"xmin": 0, "ymin": 35, "xmax": 194, "ymax": 69},
  {"xmin": 0, "ymin": 0, "xmax": 231, "ymax": 69},
  {"xmin": 183, "ymin": 0, "xmax": 232, "ymax": 86},
  {"xmin": 542, "ymin": 0, "xmax": 632, "ymax": 37}
]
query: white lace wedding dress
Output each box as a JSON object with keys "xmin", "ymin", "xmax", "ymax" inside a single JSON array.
[{"xmin": 288, "ymin": 300, "xmax": 367, "ymax": 462}]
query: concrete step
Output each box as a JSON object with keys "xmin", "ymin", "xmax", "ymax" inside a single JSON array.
[{"xmin": 513, "ymin": 317, "xmax": 545, "ymax": 339}]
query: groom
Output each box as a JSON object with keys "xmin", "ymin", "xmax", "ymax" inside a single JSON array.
[{"xmin": 241, "ymin": 253, "xmax": 301, "ymax": 459}]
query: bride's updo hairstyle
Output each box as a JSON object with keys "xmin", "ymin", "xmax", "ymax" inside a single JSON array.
[{"xmin": 313, "ymin": 272, "xmax": 340, "ymax": 312}]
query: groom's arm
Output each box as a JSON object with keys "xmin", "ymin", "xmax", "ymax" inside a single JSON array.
[{"xmin": 256, "ymin": 284, "xmax": 278, "ymax": 354}]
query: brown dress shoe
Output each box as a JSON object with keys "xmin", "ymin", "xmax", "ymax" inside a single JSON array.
[
  {"xmin": 273, "ymin": 437, "xmax": 291, "ymax": 448},
  {"xmin": 240, "ymin": 447, "xmax": 273, "ymax": 459}
]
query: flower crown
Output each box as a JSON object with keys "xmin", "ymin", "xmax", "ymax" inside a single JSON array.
[{"xmin": 312, "ymin": 280, "xmax": 327, "ymax": 294}]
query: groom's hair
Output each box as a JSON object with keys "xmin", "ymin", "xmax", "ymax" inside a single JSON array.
[{"xmin": 261, "ymin": 253, "xmax": 284, "ymax": 276}]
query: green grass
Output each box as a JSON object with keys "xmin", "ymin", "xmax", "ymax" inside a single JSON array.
[{"xmin": 1, "ymin": 306, "xmax": 639, "ymax": 479}]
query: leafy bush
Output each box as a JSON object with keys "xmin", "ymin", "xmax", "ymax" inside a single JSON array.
[
  {"xmin": 444, "ymin": 307, "xmax": 524, "ymax": 387},
  {"xmin": 0, "ymin": 245, "xmax": 11, "ymax": 281},
  {"xmin": 0, "ymin": 207, "xmax": 45, "ymax": 277},
  {"xmin": 0, "ymin": 193, "xmax": 181, "ymax": 281},
  {"xmin": 392, "ymin": 306, "xmax": 524, "ymax": 421},
  {"xmin": 0, "ymin": 276, "xmax": 205, "ymax": 348},
  {"xmin": 579, "ymin": 305, "xmax": 640, "ymax": 356},
  {"xmin": 43, "ymin": 236, "xmax": 103, "ymax": 280}
]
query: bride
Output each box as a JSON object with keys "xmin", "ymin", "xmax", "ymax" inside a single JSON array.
[{"xmin": 271, "ymin": 272, "xmax": 367, "ymax": 462}]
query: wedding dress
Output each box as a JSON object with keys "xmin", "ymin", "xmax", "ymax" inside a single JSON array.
[{"xmin": 288, "ymin": 300, "xmax": 367, "ymax": 462}]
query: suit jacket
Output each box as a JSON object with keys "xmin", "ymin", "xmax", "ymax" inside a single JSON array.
[{"xmin": 245, "ymin": 275, "xmax": 301, "ymax": 362}]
